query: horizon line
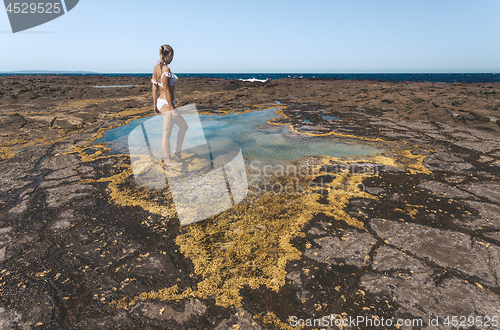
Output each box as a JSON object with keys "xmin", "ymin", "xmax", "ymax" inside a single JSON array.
[{"xmin": 1, "ymin": 71, "xmax": 499, "ymax": 75}]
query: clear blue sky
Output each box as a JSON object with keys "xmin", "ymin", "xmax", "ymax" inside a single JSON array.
[{"xmin": 1, "ymin": 0, "xmax": 499, "ymax": 73}]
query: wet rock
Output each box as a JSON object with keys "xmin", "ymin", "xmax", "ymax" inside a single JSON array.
[
  {"xmin": 365, "ymin": 187, "xmax": 386, "ymax": 195},
  {"xmin": 451, "ymin": 131, "xmax": 480, "ymax": 140},
  {"xmin": 52, "ymin": 116, "xmax": 86, "ymax": 130},
  {"xmin": 79, "ymin": 165, "xmax": 95, "ymax": 176},
  {"xmin": 304, "ymin": 230, "xmax": 376, "ymax": 268},
  {"xmin": 51, "ymin": 209, "xmax": 76, "ymax": 230},
  {"xmin": 484, "ymin": 231, "xmax": 500, "ymax": 243},
  {"xmin": 372, "ymin": 245, "xmax": 429, "ymax": 273},
  {"xmin": 8, "ymin": 199, "xmax": 30, "ymax": 215},
  {"xmin": 0, "ymin": 113, "xmax": 27, "ymax": 129},
  {"xmin": 69, "ymin": 309, "xmax": 135, "ymax": 329},
  {"xmin": 130, "ymin": 299, "xmax": 207, "ymax": 324},
  {"xmin": 362, "ymin": 247, "xmax": 500, "ymax": 327},
  {"xmin": 383, "ymin": 131, "xmax": 417, "ymax": 139},
  {"xmin": 476, "ymin": 171, "xmax": 499, "ymax": 179},
  {"xmin": 215, "ymin": 308, "xmax": 262, "ymax": 330},
  {"xmin": 308, "ymin": 227, "xmax": 327, "ymax": 235},
  {"xmin": 388, "ymin": 193, "xmax": 402, "ymax": 201},
  {"xmin": 397, "ymin": 120, "xmax": 437, "ymax": 131},
  {"xmin": 454, "ymin": 111, "xmax": 489, "ymax": 124},
  {"xmin": 417, "ymin": 181, "xmax": 474, "ymax": 199},
  {"xmin": 471, "ymin": 111, "xmax": 491, "ymax": 122},
  {"xmin": 0, "ymin": 305, "xmax": 23, "ymax": 329},
  {"xmin": 74, "ymin": 111, "xmax": 97, "ymax": 123},
  {"xmin": 0, "ymin": 227, "xmax": 13, "ymax": 262},
  {"xmin": 1, "ymin": 291, "xmax": 56, "ymax": 329},
  {"xmin": 40, "ymin": 175, "xmax": 81, "ymax": 188},
  {"xmin": 478, "ymin": 155, "xmax": 494, "ymax": 162},
  {"xmin": 45, "ymin": 183, "xmax": 96, "ymax": 207},
  {"xmin": 454, "ymin": 140, "xmax": 499, "ymax": 153},
  {"xmin": 468, "ymin": 129, "xmax": 500, "ymax": 141},
  {"xmin": 444, "ymin": 175, "xmax": 466, "ymax": 184},
  {"xmin": 424, "ymin": 132, "xmax": 453, "ymax": 142},
  {"xmin": 0, "ymin": 225, "xmax": 13, "ymax": 265},
  {"xmin": 423, "ymin": 152, "xmax": 474, "ymax": 173},
  {"xmin": 0, "ymin": 226, "xmax": 13, "ymax": 236},
  {"xmin": 1, "ymin": 150, "xmax": 50, "ymax": 190},
  {"xmin": 370, "ymin": 218, "xmax": 498, "ymax": 287},
  {"xmin": 371, "ymin": 120, "xmax": 408, "ymax": 130},
  {"xmin": 286, "ymin": 270, "xmax": 302, "ymax": 287},
  {"xmin": 45, "ymin": 165, "xmax": 79, "ymax": 180},
  {"xmin": 7, "ymin": 186, "xmax": 34, "ymax": 215},
  {"xmin": 51, "ymin": 220, "xmax": 71, "ymax": 230},
  {"xmin": 39, "ymin": 153, "xmax": 79, "ymax": 170},
  {"xmin": 463, "ymin": 201, "xmax": 500, "ymax": 230},
  {"xmin": 459, "ymin": 182, "xmax": 500, "ymax": 204},
  {"xmin": 23, "ymin": 114, "xmax": 56, "ymax": 127}
]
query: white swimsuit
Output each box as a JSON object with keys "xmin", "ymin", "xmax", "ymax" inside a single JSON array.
[
  {"xmin": 152, "ymin": 70, "xmax": 178, "ymax": 113},
  {"xmin": 151, "ymin": 71, "xmax": 178, "ymax": 87}
]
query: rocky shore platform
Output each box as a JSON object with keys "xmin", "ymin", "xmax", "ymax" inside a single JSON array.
[{"xmin": 1, "ymin": 75, "xmax": 500, "ymax": 329}]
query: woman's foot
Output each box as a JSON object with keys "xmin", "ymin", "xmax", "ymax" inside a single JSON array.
[
  {"xmin": 173, "ymin": 150, "xmax": 182, "ymax": 160},
  {"xmin": 163, "ymin": 158, "xmax": 182, "ymax": 166}
]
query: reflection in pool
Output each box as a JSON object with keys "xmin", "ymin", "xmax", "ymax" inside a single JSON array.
[
  {"xmin": 93, "ymin": 107, "xmax": 385, "ymax": 163},
  {"xmin": 93, "ymin": 106, "xmax": 388, "ymax": 225}
]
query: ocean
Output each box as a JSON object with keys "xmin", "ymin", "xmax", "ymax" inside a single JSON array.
[
  {"xmin": 177, "ymin": 73, "xmax": 500, "ymax": 84},
  {"xmin": 1, "ymin": 72, "xmax": 499, "ymax": 84}
]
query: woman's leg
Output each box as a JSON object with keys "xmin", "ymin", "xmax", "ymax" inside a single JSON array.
[
  {"xmin": 161, "ymin": 108, "xmax": 181, "ymax": 165},
  {"xmin": 172, "ymin": 110, "xmax": 188, "ymax": 157}
]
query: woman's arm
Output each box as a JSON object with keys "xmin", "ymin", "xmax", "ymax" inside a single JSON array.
[
  {"xmin": 169, "ymin": 85, "xmax": 178, "ymax": 118},
  {"xmin": 161, "ymin": 71, "xmax": 175, "ymax": 112},
  {"xmin": 152, "ymin": 66, "xmax": 160, "ymax": 114},
  {"xmin": 152, "ymin": 83, "xmax": 159, "ymax": 113}
]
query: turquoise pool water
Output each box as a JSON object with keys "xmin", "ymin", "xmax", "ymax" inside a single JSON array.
[
  {"xmin": 322, "ymin": 115, "xmax": 340, "ymax": 120},
  {"xmin": 93, "ymin": 107, "xmax": 385, "ymax": 162}
]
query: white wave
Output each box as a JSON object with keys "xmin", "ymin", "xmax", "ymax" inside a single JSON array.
[{"xmin": 238, "ymin": 78, "xmax": 268, "ymax": 83}]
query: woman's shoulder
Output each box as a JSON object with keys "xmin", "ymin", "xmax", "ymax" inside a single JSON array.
[{"xmin": 153, "ymin": 64, "xmax": 161, "ymax": 75}]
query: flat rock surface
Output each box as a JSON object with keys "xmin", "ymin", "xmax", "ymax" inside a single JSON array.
[{"xmin": 1, "ymin": 75, "xmax": 500, "ymax": 329}]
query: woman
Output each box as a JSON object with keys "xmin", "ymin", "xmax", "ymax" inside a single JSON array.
[{"xmin": 151, "ymin": 44, "xmax": 188, "ymax": 166}]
